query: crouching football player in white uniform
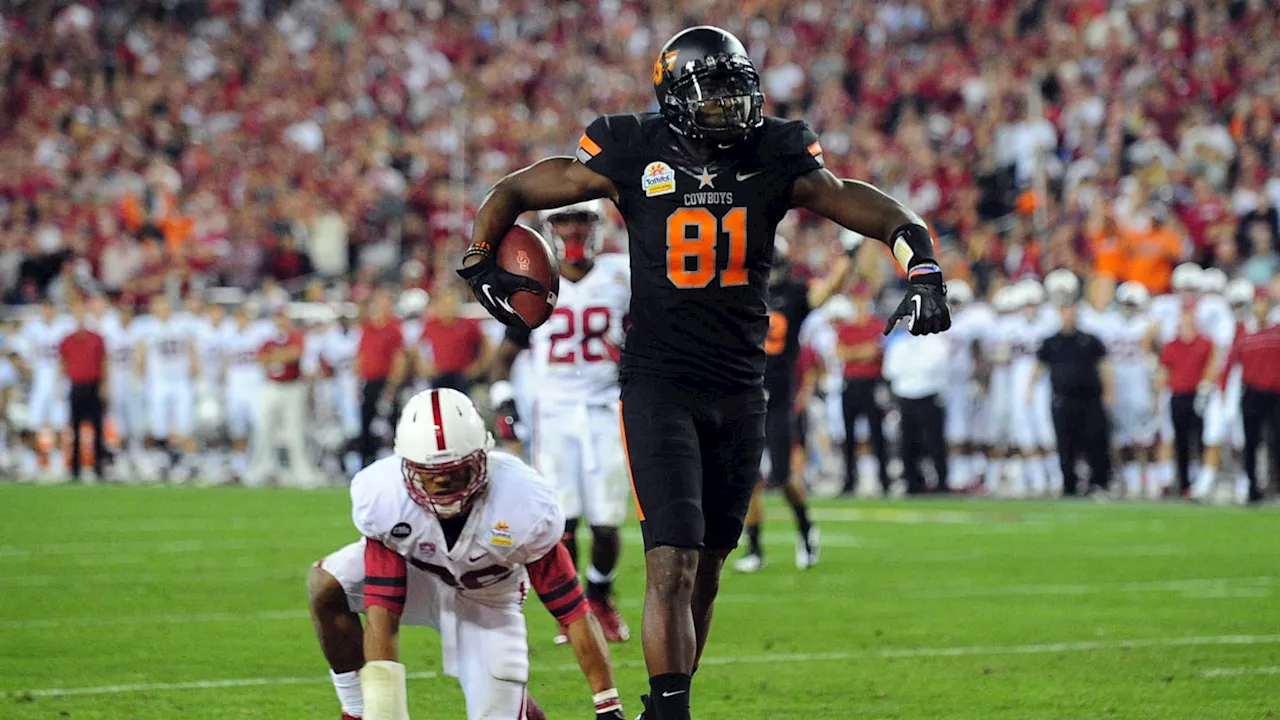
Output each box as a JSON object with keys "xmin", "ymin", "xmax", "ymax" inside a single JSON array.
[
  {"xmin": 307, "ymin": 389, "xmax": 625, "ymax": 720},
  {"xmin": 488, "ymin": 200, "xmax": 633, "ymax": 643}
]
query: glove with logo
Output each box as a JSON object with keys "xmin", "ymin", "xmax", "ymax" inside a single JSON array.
[
  {"xmin": 884, "ymin": 261, "xmax": 951, "ymax": 336},
  {"xmin": 457, "ymin": 240, "xmax": 546, "ymax": 329}
]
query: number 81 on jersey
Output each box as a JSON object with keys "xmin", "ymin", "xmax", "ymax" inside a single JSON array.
[{"xmin": 666, "ymin": 207, "xmax": 749, "ymax": 289}]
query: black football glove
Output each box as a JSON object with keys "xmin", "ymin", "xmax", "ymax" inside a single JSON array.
[
  {"xmin": 488, "ymin": 380, "xmax": 520, "ymax": 441},
  {"xmin": 456, "ymin": 241, "xmax": 545, "ymax": 329},
  {"xmin": 884, "ymin": 262, "xmax": 952, "ymax": 336}
]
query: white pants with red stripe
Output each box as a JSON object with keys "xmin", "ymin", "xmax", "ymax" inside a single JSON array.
[{"xmin": 319, "ymin": 540, "xmax": 531, "ymax": 719}]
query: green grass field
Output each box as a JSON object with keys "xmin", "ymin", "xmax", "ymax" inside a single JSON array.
[{"xmin": 2, "ymin": 485, "xmax": 1278, "ymax": 719}]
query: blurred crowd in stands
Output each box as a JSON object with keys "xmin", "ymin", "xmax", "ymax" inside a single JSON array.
[{"xmin": 2, "ymin": 0, "xmax": 1278, "ymax": 309}]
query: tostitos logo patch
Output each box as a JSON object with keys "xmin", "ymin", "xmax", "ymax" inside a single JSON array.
[
  {"xmin": 642, "ymin": 162, "xmax": 676, "ymax": 197},
  {"xmin": 490, "ymin": 520, "xmax": 513, "ymax": 546}
]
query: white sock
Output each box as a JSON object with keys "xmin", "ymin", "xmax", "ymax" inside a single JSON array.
[
  {"xmin": 331, "ymin": 669, "xmax": 363, "ymax": 718},
  {"xmin": 1123, "ymin": 462, "xmax": 1141, "ymax": 498},
  {"xmin": 969, "ymin": 453, "xmax": 987, "ymax": 479},
  {"xmin": 1007, "ymin": 458, "xmax": 1026, "ymax": 497},
  {"xmin": 984, "ymin": 458, "xmax": 1004, "ymax": 493},
  {"xmin": 1025, "ymin": 456, "xmax": 1048, "ymax": 495},
  {"xmin": 1045, "ymin": 453, "xmax": 1063, "ymax": 493},
  {"xmin": 1193, "ymin": 465, "xmax": 1216, "ymax": 495},
  {"xmin": 950, "ymin": 454, "xmax": 969, "ymax": 490},
  {"xmin": 1158, "ymin": 460, "xmax": 1174, "ymax": 489}
]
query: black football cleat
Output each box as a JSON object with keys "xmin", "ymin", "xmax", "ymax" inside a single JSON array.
[{"xmin": 634, "ymin": 693, "xmax": 653, "ymax": 720}]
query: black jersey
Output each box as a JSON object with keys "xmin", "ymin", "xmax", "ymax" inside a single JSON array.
[
  {"xmin": 576, "ymin": 113, "xmax": 824, "ymax": 391},
  {"xmin": 763, "ymin": 277, "xmax": 813, "ymax": 387}
]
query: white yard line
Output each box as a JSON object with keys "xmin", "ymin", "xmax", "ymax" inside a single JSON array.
[
  {"xmin": 7, "ymin": 634, "xmax": 1280, "ymax": 699},
  {"xmin": 1198, "ymin": 666, "xmax": 1280, "ymax": 678},
  {"xmin": 2, "ymin": 576, "xmax": 1271, "ymax": 630}
]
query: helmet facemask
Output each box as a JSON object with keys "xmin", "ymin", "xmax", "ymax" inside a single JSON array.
[
  {"xmin": 663, "ymin": 58, "xmax": 764, "ymax": 146},
  {"xmin": 401, "ymin": 451, "xmax": 488, "ymax": 519},
  {"xmin": 547, "ymin": 210, "xmax": 602, "ymax": 267}
]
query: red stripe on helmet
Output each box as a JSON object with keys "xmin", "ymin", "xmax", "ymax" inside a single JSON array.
[{"xmin": 430, "ymin": 390, "xmax": 447, "ymax": 451}]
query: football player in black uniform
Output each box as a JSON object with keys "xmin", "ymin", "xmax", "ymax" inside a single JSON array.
[
  {"xmin": 735, "ymin": 233, "xmax": 856, "ymax": 574},
  {"xmin": 458, "ymin": 26, "xmax": 950, "ymax": 720}
]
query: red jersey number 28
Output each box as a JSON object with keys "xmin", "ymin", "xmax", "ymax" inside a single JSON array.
[{"xmin": 666, "ymin": 207, "xmax": 749, "ymax": 289}]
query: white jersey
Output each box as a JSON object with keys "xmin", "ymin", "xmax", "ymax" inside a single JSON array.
[
  {"xmin": 1196, "ymin": 294, "xmax": 1234, "ymax": 348},
  {"xmin": 1103, "ymin": 313, "xmax": 1155, "ymax": 383},
  {"xmin": 223, "ymin": 319, "xmax": 273, "ymax": 387},
  {"xmin": 320, "ymin": 325, "xmax": 361, "ymax": 378},
  {"xmin": 1007, "ymin": 311, "xmax": 1053, "ymax": 376},
  {"xmin": 526, "ymin": 254, "xmax": 630, "ymax": 406},
  {"xmin": 945, "ymin": 303, "xmax": 995, "ymax": 385},
  {"xmin": 350, "ymin": 452, "xmax": 563, "ymax": 607},
  {"xmin": 17, "ymin": 314, "xmax": 74, "ymax": 382},
  {"xmin": 190, "ymin": 316, "xmax": 226, "ymax": 388},
  {"xmin": 99, "ymin": 314, "xmax": 139, "ymax": 384},
  {"xmin": 1149, "ymin": 293, "xmax": 1184, "ymax": 343},
  {"xmin": 135, "ymin": 315, "xmax": 196, "ymax": 385}
]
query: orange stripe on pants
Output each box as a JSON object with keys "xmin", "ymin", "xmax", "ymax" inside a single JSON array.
[{"xmin": 618, "ymin": 402, "xmax": 645, "ymax": 522}]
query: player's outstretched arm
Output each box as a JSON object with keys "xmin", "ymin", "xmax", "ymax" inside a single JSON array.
[
  {"xmin": 527, "ymin": 543, "xmax": 625, "ymax": 718},
  {"xmin": 361, "ymin": 539, "xmax": 411, "ymax": 720},
  {"xmin": 792, "ymin": 169, "xmax": 951, "ymax": 335},
  {"xmin": 459, "ymin": 158, "xmax": 617, "ymax": 327}
]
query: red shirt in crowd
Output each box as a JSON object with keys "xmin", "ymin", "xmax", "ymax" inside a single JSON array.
[
  {"xmin": 59, "ymin": 328, "xmax": 106, "ymax": 384},
  {"xmin": 421, "ymin": 317, "xmax": 484, "ymax": 376},
  {"xmin": 1158, "ymin": 333, "xmax": 1214, "ymax": 395},
  {"xmin": 260, "ymin": 327, "xmax": 305, "ymax": 382},
  {"xmin": 837, "ymin": 317, "xmax": 884, "ymax": 380},
  {"xmin": 1225, "ymin": 326, "xmax": 1280, "ymax": 393},
  {"xmin": 357, "ymin": 318, "xmax": 404, "ymax": 381}
]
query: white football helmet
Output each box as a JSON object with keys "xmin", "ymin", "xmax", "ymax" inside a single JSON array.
[
  {"xmin": 946, "ymin": 279, "xmax": 974, "ymax": 307},
  {"xmin": 1226, "ymin": 278, "xmax": 1255, "ymax": 308},
  {"xmin": 539, "ymin": 199, "xmax": 606, "ymax": 265},
  {"xmin": 397, "ymin": 288, "xmax": 430, "ymax": 318},
  {"xmin": 821, "ymin": 294, "xmax": 855, "ymax": 322},
  {"xmin": 992, "ymin": 285, "xmax": 1021, "ymax": 314},
  {"xmin": 395, "ymin": 388, "xmax": 495, "ymax": 518},
  {"xmin": 1116, "ymin": 281, "xmax": 1151, "ymax": 312},
  {"xmin": 1044, "ymin": 269, "xmax": 1080, "ymax": 305},
  {"xmin": 1199, "ymin": 267, "xmax": 1227, "ymax": 295},
  {"xmin": 1016, "ymin": 278, "xmax": 1046, "ymax": 307},
  {"xmin": 1171, "ymin": 263, "xmax": 1203, "ymax": 294}
]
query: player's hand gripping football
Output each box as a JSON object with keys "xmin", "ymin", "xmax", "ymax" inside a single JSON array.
[
  {"xmin": 884, "ymin": 263, "xmax": 952, "ymax": 336},
  {"xmin": 456, "ymin": 241, "xmax": 545, "ymax": 329}
]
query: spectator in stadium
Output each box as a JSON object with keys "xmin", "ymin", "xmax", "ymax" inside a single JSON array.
[
  {"xmin": 413, "ymin": 283, "xmax": 490, "ymax": 396},
  {"xmin": 882, "ymin": 330, "xmax": 950, "ymax": 495},
  {"xmin": 58, "ymin": 302, "xmax": 107, "ymax": 481},
  {"xmin": 1157, "ymin": 308, "xmax": 1216, "ymax": 496},
  {"xmin": 1035, "ymin": 302, "xmax": 1112, "ymax": 496},
  {"xmin": 355, "ymin": 288, "xmax": 405, "ymax": 468},
  {"xmin": 1224, "ymin": 292, "xmax": 1280, "ymax": 504},
  {"xmin": 835, "ymin": 283, "xmax": 889, "ymax": 496}
]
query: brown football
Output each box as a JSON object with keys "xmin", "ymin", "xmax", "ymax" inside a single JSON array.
[{"xmin": 494, "ymin": 223, "xmax": 560, "ymax": 328}]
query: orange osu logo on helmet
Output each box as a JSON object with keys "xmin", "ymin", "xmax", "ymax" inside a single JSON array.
[{"xmin": 652, "ymin": 50, "xmax": 679, "ymax": 85}]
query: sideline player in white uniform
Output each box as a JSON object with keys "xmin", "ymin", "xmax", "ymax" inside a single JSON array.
[
  {"xmin": 941, "ymin": 279, "xmax": 994, "ymax": 491},
  {"xmin": 489, "ymin": 200, "xmax": 632, "ymax": 643},
  {"xmin": 1192, "ymin": 278, "xmax": 1256, "ymax": 501},
  {"xmin": 14, "ymin": 299, "xmax": 74, "ymax": 477},
  {"xmin": 307, "ymin": 389, "xmax": 626, "ymax": 720},
  {"xmin": 320, "ymin": 310, "xmax": 363, "ymax": 476},
  {"xmin": 1107, "ymin": 282, "xmax": 1160, "ymax": 498},
  {"xmin": 134, "ymin": 295, "xmax": 199, "ymax": 480},
  {"xmin": 222, "ymin": 303, "xmax": 271, "ymax": 480},
  {"xmin": 980, "ymin": 284, "xmax": 1022, "ymax": 494},
  {"xmin": 1010, "ymin": 280, "xmax": 1060, "ymax": 496},
  {"xmin": 99, "ymin": 300, "xmax": 147, "ymax": 478},
  {"xmin": 188, "ymin": 298, "xmax": 229, "ymax": 477}
]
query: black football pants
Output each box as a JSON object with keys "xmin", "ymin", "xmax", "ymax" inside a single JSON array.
[
  {"xmin": 842, "ymin": 378, "xmax": 889, "ymax": 494},
  {"xmin": 68, "ymin": 382, "xmax": 105, "ymax": 478},
  {"xmin": 898, "ymin": 394, "xmax": 948, "ymax": 494},
  {"xmin": 1051, "ymin": 394, "xmax": 1111, "ymax": 496},
  {"xmin": 1240, "ymin": 386, "xmax": 1280, "ymax": 503},
  {"xmin": 1169, "ymin": 393, "xmax": 1202, "ymax": 494}
]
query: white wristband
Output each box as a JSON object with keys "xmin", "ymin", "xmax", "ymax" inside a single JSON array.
[
  {"xmin": 490, "ymin": 380, "xmax": 515, "ymax": 408},
  {"xmin": 593, "ymin": 687, "xmax": 622, "ymax": 714}
]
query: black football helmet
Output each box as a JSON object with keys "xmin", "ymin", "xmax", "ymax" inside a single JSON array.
[{"xmin": 652, "ymin": 26, "xmax": 765, "ymax": 146}]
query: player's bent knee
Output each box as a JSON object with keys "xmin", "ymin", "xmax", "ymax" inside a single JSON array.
[
  {"xmin": 644, "ymin": 546, "xmax": 699, "ymax": 596},
  {"xmin": 307, "ymin": 565, "xmax": 347, "ymax": 610}
]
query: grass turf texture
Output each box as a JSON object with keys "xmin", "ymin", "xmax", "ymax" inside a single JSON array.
[{"xmin": 1, "ymin": 486, "xmax": 1277, "ymax": 720}]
